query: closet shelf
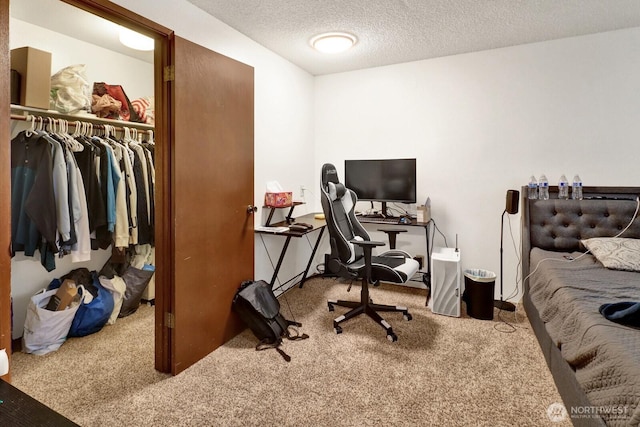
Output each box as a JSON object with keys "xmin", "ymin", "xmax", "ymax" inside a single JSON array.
[{"xmin": 10, "ymin": 104, "xmax": 154, "ymax": 131}]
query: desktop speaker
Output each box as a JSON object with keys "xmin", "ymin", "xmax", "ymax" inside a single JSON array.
[{"xmin": 505, "ymin": 190, "xmax": 519, "ymax": 215}]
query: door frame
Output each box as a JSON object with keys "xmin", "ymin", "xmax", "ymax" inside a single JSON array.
[
  {"xmin": 0, "ymin": 0, "xmax": 11, "ymax": 381},
  {"xmin": 0, "ymin": 0, "xmax": 175, "ymax": 375}
]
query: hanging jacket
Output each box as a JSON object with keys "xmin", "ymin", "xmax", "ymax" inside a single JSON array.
[{"xmin": 11, "ymin": 131, "xmax": 57, "ymax": 257}]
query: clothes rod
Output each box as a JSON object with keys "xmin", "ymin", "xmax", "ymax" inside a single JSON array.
[
  {"xmin": 10, "ymin": 104, "xmax": 154, "ymax": 132},
  {"xmin": 9, "ymin": 113, "xmax": 155, "ymax": 134}
]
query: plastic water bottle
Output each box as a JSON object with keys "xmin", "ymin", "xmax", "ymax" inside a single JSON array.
[
  {"xmin": 558, "ymin": 174, "xmax": 569, "ymax": 199},
  {"xmin": 527, "ymin": 176, "xmax": 538, "ymax": 199},
  {"xmin": 572, "ymin": 175, "xmax": 583, "ymax": 200},
  {"xmin": 538, "ymin": 174, "xmax": 549, "ymax": 200}
]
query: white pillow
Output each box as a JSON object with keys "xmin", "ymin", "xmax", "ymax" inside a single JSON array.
[{"xmin": 581, "ymin": 237, "xmax": 640, "ymax": 272}]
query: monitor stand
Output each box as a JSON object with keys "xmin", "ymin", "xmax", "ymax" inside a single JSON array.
[{"xmin": 381, "ymin": 202, "xmax": 396, "ymax": 218}]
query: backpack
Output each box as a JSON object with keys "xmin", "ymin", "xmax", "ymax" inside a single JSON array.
[{"xmin": 232, "ymin": 280, "xmax": 308, "ymax": 361}]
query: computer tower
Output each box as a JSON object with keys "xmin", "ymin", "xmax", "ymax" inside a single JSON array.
[{"xmin": 429, "ymin": 247, "xmax": 461, "ymax": 317}]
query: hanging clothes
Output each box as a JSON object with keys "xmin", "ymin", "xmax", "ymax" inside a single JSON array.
[
  {"xmin": 10, "ymin": 116, "xmax": 156, "ymax": 271},
  {"xmin": 10, "ymin": 131, "xmax": 57, "ymax": 263}
]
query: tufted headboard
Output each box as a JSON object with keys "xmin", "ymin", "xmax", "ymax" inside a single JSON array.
[{"xmin": 521, "ymin": 186, "xmax": 640, "ymax": 290}]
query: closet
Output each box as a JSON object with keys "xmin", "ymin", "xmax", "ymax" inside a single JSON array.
[
  {"xmin": 1, "ymin": 0, "xmax": 256, "ymax": 378},
  {"xmin": 8, "ymin": 0, "xmax": 157, "ymax": 378}
]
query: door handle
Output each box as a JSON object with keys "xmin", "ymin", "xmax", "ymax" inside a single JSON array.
[{"xmin": 247, "ymin": 205, "xmax": 258, "ymax": 214}]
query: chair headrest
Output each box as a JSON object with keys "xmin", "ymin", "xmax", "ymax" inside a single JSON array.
[
  {"xmin": 321, "ymin": 163, "xmax": 340, "ymax": 187},
  {"xmin": 328, "ymin": 182, "xmax": 346, "ymax": 201}
]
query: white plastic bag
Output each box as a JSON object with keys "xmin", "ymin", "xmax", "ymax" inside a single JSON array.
[
  {"xmin": 50, "ymin": 64, "xmax": 91, "ymax": 114},
  {"xmin": 98, "ymin": 276, "xmax": 126, "ymax": 325},
  {"xmin": 22, "ymin": 289, "xmax": 79, "ymax": 355}
]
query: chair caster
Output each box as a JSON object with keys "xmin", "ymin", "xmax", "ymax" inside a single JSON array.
[
  {"xmin": 403, "ymin": 311, "xmax": 412, "ymax": 321},
  {"xmin": 328, "ymin": 302, "xmax": 335, "ymax": 312},
  {"xmin": 334, "ymin": 325, "xmax": 343, "ymax": 334},
  {"xmin": 386, "ymin": 332, "xmax": 398, "ymax": 342}
]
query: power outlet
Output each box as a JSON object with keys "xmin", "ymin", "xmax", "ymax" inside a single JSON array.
[{"xmin": 300, "ymin": 185, "xmax": 305, "ymax": 198}]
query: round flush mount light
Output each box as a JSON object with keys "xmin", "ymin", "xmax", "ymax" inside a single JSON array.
[
  {"xmin": 119, "ymin": 26, "xmax": 154, "ymax": 51},
  {"xmin": 310, "ymin": 32, "xmax": 357, "ymax": 54}
]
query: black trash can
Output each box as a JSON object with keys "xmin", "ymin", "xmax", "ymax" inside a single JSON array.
[{"xmin": 463, "ymin": 269, "xmax": 496, "ymax": 320}]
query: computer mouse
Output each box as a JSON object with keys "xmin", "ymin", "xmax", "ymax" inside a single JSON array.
[{"xmin": 399, "ymin": 217, "xmax": 411, "ymax": 224}]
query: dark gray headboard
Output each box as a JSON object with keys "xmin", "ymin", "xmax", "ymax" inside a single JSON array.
[{"xmin": 521, "ymin": 186, "xmax": 640, "ymax": 288}]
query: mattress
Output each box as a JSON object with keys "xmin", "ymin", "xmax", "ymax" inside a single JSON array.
[{"xmin": 528, "ymin": 248, "xmax": 640, "ymax": 426}]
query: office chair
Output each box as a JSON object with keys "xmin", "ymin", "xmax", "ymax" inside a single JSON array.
[{"xmin": 320, "ymin": 163, "xmax": 420, "ymax": 341}]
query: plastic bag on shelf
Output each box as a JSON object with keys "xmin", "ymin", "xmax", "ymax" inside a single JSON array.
[{"xmin": 49, "ymin": 64, "xmax": 91, "ymax": 114}]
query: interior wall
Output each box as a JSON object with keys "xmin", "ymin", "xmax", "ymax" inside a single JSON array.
[
  {"xmin": 9, "ymin": 18, "xmax": 155, "ymax": 339},
  {"xmin": 314, "ymin": 27, "xmax": 640, "ymax": 302},
  {"xmin": 109, "ymin": 0, "xmax": 317, "ymax": 289},
  {"xmin": 10, "ymin": 18, "xmax": 153, "ymax": 99}
]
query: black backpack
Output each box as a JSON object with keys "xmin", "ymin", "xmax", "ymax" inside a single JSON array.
[{"xmin": 232, "ymin": 280, "xmax": 308, "ymax": 361}]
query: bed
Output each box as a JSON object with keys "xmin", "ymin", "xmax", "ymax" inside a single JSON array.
[{"xmin": 522, "ymin": 186, "xmax": 640, "ymax": 427}]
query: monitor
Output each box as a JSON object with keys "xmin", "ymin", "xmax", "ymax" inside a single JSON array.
[{"xmin": 344, "ymin": 159, "xmax": 417, "ymax": 214}]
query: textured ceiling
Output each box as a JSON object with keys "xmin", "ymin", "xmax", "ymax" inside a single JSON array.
[{"xmin": 186, "ymin": 0, "xmax": 640, "ymax": 75}]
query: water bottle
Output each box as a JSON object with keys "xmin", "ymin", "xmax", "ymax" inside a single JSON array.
[
  {"xmin": 527, "ymin": 176, "xmax": 538, "ymax": 199},
  {"xmin": 558, "ymin": 174, "xmax": 569, "ymax": 199},
  {"xmin": 572, "ymin": 174, "xmax": 583, "ymax": 200},
  {"xmin": 538, "ymin": 174, "xmax": 549, "ymax": 200}
]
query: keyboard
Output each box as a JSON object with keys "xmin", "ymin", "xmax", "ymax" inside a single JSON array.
[{"xmin": 359, "ymin": 216, "xmax": 400, "ymax": 224}]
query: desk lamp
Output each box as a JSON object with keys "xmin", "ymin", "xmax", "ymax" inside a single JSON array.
[{"xmin": 496, "ymin": 190, "xmax": 518, "ymax": 312}]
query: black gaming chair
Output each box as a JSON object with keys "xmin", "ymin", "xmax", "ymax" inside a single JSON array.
[{"xmin": 320, "ymin": 163, "xmax": 420, "ymax": 341}]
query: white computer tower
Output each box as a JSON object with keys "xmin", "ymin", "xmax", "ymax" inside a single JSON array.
[{"xmin": 429, "ymin": 247, "xmax": 462, "ymax": 317}]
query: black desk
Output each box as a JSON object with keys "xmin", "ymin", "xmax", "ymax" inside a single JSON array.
[
  {"xmin": 358, "ymin": 216, "xmax": 431, "ymax": 287},
  {"xmin": 0, "ymin": 379, "xmax": 78, "ymax": 426},
  {"xmin": 255, "ymin": 212, "xmax": 326, "ymax": 289}
]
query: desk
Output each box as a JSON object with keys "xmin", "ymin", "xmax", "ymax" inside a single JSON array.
[
  {"xmin": 358, "ymin": 216, "xmax": 431, "ymax": 288},
  {"xmin": 255, "ymin": 212, "xmax": 326, "ymax": 289},
  {"xmin": 0, "ymin": 379, "xmax": 78, "ymax": 426}
]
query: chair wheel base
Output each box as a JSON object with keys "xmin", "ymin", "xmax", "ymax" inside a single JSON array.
[
  {"xmin": 403, "ymin": 311, "xmax": 412, "ymax": 321},
  {"xmin": 387, "ymin": 332, "xmax": 398, "ymax": 342},
  {"xmin": 334, "ymin": 325, "xmax": 342, "ymax": 334}
]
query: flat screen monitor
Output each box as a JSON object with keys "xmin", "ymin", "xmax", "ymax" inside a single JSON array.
[{"xmin": 344, "ymin": 158, "xmax": 417, "ymax": 205}]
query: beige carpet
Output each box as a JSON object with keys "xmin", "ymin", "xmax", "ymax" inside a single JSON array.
[{"xmin": 11, "ymin": 277, "xmax": 571, "ymax": 426}]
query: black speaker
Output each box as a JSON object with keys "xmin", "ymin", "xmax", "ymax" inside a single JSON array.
[{"xmin": 505, "ymin": 190, "xmax": 519, "ymax": 214}]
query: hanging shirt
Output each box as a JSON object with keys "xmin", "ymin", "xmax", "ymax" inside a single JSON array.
[
  {"xmin": 10, "ymin": 131, "xmax": 57, "ymax": 257},
  {"xmin": 70, "ymin": 165, "xmax": 91, "ymax": 263},
  {"xmin": 74, "ymin": 136, "xmax": 106, "ymax": 233},
  {"xmin": 47, "ymin": 135, "xmax": 71, "ymax": 245}
]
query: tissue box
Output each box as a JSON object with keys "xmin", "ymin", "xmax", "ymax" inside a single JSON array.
[
  {"xmin": 265, "ymin": 192, "xmax": 292, "ymax": 208},
  {"xmin": 416, "ymin": 205, "xmax": 431, "ymax": 223},
  {"xmin": 10, "ymin": 46, "xmax": 52, "ymax": 109}
]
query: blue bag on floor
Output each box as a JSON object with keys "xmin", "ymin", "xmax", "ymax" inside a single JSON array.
[{"xmin": 68, "ymin": 273, "xmax": 114, "ymax": 337}]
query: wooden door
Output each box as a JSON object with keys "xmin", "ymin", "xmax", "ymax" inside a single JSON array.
[
  {"xmin": 170, "ymin": 36, "xmax": 255, "ymax": 374},
  {"xmin": 0, "ymin": 0, "xmax": 12, "ymax": 381}
]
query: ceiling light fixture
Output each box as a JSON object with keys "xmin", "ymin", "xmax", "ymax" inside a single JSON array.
[
  {"xmin": 310, "ymin": 32, "xmax": 357, "ymax": 54},
  {"xmin": 119, "ymin": 26, "xmax": 154, "ymax": 51}
]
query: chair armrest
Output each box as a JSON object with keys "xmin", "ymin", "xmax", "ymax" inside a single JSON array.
[
  {"xmin": 377, "ymin": 228, "xmax": 407, "ymax": 250},
  {"xmin": 349, "ymin": 239, "xmax": 385, "ymax": 248},
  {"xmin": 349, "ymin": 240, "xmax": 384, "ymax": 278}
]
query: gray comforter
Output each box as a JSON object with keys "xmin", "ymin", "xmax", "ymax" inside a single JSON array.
[{"xmin": 529, "ymin": 248, "xmax": 640, "ymax": 426}]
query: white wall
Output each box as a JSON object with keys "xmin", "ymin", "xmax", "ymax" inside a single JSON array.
[
  {"xmin": 314, "ymin": 27, "xmax": 640, "ymax": 302},
  {"xmin": 10, "ymin": 18, "xmax": 154, "ymax": 100}
]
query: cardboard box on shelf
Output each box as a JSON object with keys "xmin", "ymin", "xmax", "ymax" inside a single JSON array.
[
  {"xmin": 10, "ymin": 46, "xmax": 52, "ymax": 110},
  {"xmin": 45, "ymin": 279, "xmax": 78, "ymax": 311},
  {"xmin": 265, "ymin": 192, "xmax": 293, "ymax": 208}
]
